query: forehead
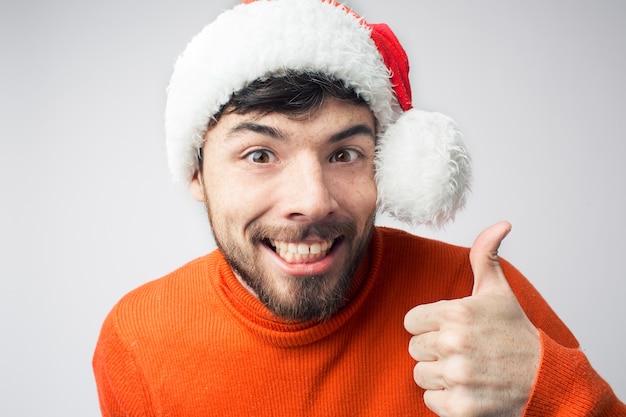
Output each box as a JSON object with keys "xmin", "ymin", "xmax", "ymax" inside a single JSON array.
[{"xmin": 205, "ymin": 98, "xmax": 376, "ymax": 144}]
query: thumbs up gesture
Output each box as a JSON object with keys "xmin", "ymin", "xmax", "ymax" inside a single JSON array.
[{"xmin": 404, "ymin": 222, "xmax": 541, "ymax": 417}]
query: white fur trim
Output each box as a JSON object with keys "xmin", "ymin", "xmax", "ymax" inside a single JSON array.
[
  {"xmin": 375, "ymin": 108, "xmax": 472, "ymax": 227},
  {"xmin": 165, "ymin": 0, "xmax": 399, "ymax": 183}
]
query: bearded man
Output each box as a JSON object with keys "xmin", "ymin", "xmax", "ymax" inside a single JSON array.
[{"xmin": 93, "ymin": 1, "xmax": 625, "ymax": 416}]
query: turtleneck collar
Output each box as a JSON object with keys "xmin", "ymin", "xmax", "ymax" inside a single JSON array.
[{"xmin": 209, "ymin": 228, "xmax": 384, "ymax": 347}]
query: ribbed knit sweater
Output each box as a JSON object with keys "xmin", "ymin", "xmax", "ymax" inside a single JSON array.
[{"xmin": 93, "ymin": 227, "xmax": 625, "ymax": 416}]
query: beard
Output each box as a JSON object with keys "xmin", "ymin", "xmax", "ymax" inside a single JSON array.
[{"xmin": 206, "ymin": 204, "xmax": 375, "ymax": 323}]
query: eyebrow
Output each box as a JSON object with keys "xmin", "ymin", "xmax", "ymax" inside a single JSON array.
[
  {"xmin": 329, "ymin": 124, "xmax": 376, "ymax": 143},
  {"xmin": 227, "ymin": 122, "xmax": 375, "ymax": 143}
]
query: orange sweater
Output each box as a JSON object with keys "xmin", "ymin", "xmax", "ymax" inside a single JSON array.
[{"xmin": 93, "ymin": 227, "xmax": 625, "ymax": 416}]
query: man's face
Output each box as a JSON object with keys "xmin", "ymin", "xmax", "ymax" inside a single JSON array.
[{"xmin": 190, "ymin": 97, "xmax": 377, "ymax": 322}]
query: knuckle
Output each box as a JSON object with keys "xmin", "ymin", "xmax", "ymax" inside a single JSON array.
[
  {"xmin": 444, "ymin": 360, "xmax": 473, "ymax": 386},
  {"xmin": 447, "ymin": 396, "xmax": 475, "ymax": 417},
  {"xmin": 443, "ymin": 301, "xmax": 475, "ymax": 325},
  {"xmin": 436, "ymin": 330, "xmax": 467, "ymax": 356},
  {"xmin": 423, "ymin": 390, "xmax": 469, "ymax": 417}
]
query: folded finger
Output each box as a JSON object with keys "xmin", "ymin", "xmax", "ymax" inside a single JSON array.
[
  {"xmin": 413, "ymin": 360, "xmax": 446, "ymax": 391},
  {"xmin": 404, "ymin": 300, "xmax": 449, "ymax": 335},
  {"xmin": 408, "ymin": 332, "xmax": 439, "ymax": 361}
]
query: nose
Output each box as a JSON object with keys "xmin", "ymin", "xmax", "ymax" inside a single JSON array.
[{"xmin": 280, "ymin": 156, "xmax": 338, "ymax": 222}]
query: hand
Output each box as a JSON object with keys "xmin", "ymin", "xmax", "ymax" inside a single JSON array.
[{"xmin": 404, "ymin": 221, "xmax": 541, "ymax": 417}]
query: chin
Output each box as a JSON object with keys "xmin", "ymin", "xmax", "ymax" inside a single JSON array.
[{"xmin": 250, "ymin": 269, "xmax": 352, "ymax": 322}]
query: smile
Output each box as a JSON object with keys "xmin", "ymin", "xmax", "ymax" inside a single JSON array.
[{"xmin": 267, "ymin": 239, "xmax": 336, "ymax": 264}]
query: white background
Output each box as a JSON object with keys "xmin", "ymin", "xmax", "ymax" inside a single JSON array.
[{"xmin": 1, "ymin": 1, "xmax": 624, "ymax": 415}]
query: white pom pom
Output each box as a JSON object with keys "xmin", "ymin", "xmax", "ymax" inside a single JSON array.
[{"xmin": 375, "ymin": 108, "xmax": 472, "ymax": 227}]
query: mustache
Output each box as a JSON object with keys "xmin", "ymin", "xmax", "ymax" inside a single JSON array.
[{"xmin": 249, "ymin": 220, "xmax": 358, "ymax": 243}]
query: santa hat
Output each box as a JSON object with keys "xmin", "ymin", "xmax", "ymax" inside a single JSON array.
[{"xmin": 165, "ymin": 0, "xmax": 471, "ymax": 227}]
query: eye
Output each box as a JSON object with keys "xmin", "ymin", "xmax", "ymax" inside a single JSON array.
[
  {"xmin": 330, "ymin": 149, "xmax": 360, "ymax": 163},
  {"xmin": 246, "ymin": 149, "xmax": 276, "ymax": 164}
]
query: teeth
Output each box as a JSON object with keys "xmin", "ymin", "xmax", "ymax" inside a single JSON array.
[
  {"xmin": 288, "ymin": 243, "xmax": 297, "ymax": 254},
  {"xmin": 269, "ymin": 239, "xmax": 334, "ymax": 263},
  {"xmin": 310, "ymin": 243, "xmax": 321, "ymax": 255},
  {"xmin": 297, "ymin": 243, "xmax": 309, "ymax": 255}
]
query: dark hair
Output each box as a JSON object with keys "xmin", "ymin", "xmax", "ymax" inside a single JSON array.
[
  {"xmin": 219, "ymin": 71, "xmax": 367, "ymax": 120},
  {"xmin": 198, "ymin": 71, "xmax": 369, "ymax": 170}
]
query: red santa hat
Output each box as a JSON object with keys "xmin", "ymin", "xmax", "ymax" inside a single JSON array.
[{"xmin": 165, "ymin": 0, "xmax": 471, "ymax": 227}]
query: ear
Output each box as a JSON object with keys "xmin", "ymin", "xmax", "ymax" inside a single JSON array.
[{"xmin": 189, "ymin": 169, "xmax": 205, "ymax": 202}]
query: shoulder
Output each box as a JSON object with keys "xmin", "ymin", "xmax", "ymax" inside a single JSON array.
[
  {"xmin": 376, "ymin": 226, "xmax": 467, "ymax": 249},
  {"xmin": 119, "ymin": 254, "xmax": 213, "ymax": 304},
  {"xmin": 375, "ymin": 226, "xmax": 471, "ymax": 267},
  {"xmin": 371, "ymin": 226, "xmax": 474, "ymax": 302},
  {"xmin": 102, "ymin": 251, "xmax": 223, "ymax": 336},
  {"xmin": 372, "ymin": 227, "xmax": 579, "ymax": 347}
]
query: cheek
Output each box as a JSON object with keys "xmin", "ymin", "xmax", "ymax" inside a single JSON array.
[
  {"xmin": 334, "ymin": 170, "xmax": 378, "ymax": 216},
  {"xmin": 359, "ymin": 179, "xmax": 378, "ymax": 214},
  {"xmin": 203, "ymin": 170, "xmax": 276, "ymax": 220}
]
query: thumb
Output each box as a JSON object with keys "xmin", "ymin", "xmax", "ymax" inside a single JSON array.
[{"xmin": 470, "ymin": 221, "xmax": 512, "ymax": 296}]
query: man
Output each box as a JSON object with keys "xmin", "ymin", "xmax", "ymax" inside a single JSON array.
[{"xmin": 93, "ymin": 1, "xmax": 625, "ymax": 416}]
